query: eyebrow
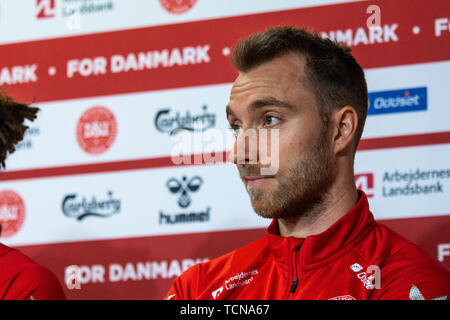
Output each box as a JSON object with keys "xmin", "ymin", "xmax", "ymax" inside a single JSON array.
[{"xmin": 226, "ymin": 97, "xmax": 294, "ymax": 119}]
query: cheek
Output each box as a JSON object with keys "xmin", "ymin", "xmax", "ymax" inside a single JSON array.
[
  {"xmin": 272, "ymin": 134, "xmax": 301, "ymax": 172},
  {"xmin": 274, "ymin": 125, "xmax": 316, "ymax": 172},
  {"xmin": 281, "ymin": 117, "xmax": 321, "ymax": 152}
]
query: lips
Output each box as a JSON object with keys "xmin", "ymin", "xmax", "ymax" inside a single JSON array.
[{"xmin": 243, "ymin": 176, "xmax": 274, "ymax": 187}]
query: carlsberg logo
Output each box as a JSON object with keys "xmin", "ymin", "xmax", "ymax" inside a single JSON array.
[{"xmin": 155, "ymin": 105, "xmax": 215, "ymax": 135}]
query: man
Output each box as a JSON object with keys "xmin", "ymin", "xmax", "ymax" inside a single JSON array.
[
  {"xmin": 164, "ymin": 26, "xmax": 450, "ymax": 300},
  {"xmin": 0, "ymin": 92, "xmax": 66, "ymax": 299}
]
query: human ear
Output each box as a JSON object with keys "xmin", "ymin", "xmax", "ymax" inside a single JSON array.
[{"xmin": 331, "ymin": 106, "xmax": 358, "ymax": 155}]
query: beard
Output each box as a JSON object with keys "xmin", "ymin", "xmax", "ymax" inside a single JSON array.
[{"xmin": 239, "ymin": 125, "xmax": 333, "ymax": 220}]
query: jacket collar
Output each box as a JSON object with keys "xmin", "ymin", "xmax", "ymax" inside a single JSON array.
[{"xmin": 265, "ymin": 191, "xmax": 375, "ymax": 272}]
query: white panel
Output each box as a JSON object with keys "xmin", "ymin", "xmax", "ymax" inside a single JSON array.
[
  {"xmin": 4, "ymin": 83, "xmax": 234, "ymax": 170},
  {"xmin": 0, "ymin": 0, "xmax": 361, "ymax": 44},
  {"xmin": 355, "ymin": 144, "xmax": 450, "ymax": 220},
  {"xmin": 363, "ymin": 61, "xmax": 450, "ymax": 138},
  {"xmin": 0, "ymin": 163, "xmax": 268, "ymax": 246}
]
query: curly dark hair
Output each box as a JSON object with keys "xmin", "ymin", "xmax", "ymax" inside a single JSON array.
[{"xmin": 0, "ymin": 92, "xmax": 39, "ymax": 169}]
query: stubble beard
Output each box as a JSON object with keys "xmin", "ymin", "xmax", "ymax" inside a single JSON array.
[{"xmin": 241, "ymin": 126, "xmax": 333, "ymax": 220}]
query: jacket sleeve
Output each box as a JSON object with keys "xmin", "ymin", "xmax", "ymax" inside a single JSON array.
[
  {"xmin": 372, "ymin": 244, "xmax": 450, "ymax": 300},
  {"xmin": 375, "ymin": 277, "xmax": 449, "ymax": 300},
  {"xmin": 163, "ymin": 263, "xmax": 201, "ymax": 300},
  {"xmin": 3, "ymin": 264, "xmax": 66, "ymax": 300},
  {"xmin": 163, "ymin": 277, "xmax": 183, "ymax": 300}
]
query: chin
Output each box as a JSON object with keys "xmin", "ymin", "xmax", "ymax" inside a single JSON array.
[{"xmin": 250, "ymin": 199, "xmax": 280, "ymax": 219}]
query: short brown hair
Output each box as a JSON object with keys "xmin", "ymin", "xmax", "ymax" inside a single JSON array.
[
  {"xmin": 232, "ymin": 25, "xmax": 368, "ymax": 153},
  {"xmin": 0, "ymin": 92, "xmax": 39, "ymax": 168}
]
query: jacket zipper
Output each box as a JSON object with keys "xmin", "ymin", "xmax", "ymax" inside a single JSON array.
[
  {"xmin": 288, "ymin": 244, "xmax": 301, "ymax": 297},
  {"xmin": 289, "ymin": 277, "xmax": 299, "ymax": 293}
]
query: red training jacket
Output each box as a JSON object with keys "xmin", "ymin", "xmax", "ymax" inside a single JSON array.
[
  {"xmin": 0, "ymin": 243, "xmax": 65, "ymax": 300},
  {"xmin": 164, "ymin": 192, "xmax": 450, "ymax": 300}
]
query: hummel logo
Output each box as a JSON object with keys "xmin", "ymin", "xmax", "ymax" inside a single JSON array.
[
  {"xmin": 350, "ymin": 263, "xmax": 363, "ymax": 272},
  {"xmin": 350, "ymin": 264, "xmax": 381, "ymax": 290}
]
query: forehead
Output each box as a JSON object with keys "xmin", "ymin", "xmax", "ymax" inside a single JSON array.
[{"xmin": 229, "ymin": 53, "xmax": 311, "ymax": 109}]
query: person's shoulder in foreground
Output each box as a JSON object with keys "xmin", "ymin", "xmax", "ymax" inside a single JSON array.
[
  {"xmin": 0, "ymin": 93, "xmax": 65, "ymax": 300},
  {"xmin": 165, "ymin": 192, "xmax": 450, "ymax": 300},
  {"xmin": 0, "ymin": 243, "xmax": 66, "ymax": 300}
]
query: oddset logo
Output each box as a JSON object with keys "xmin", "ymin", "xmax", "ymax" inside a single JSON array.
[
  {"xmin": 0, "ymin": 190, "xmax": 26, "ymax": 238},
  {"xmin": 76, "ymin": 106, "xmax": 118, "ymax": 155}
]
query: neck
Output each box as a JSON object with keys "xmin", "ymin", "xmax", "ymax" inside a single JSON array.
[{"xmin": 277, "ymin": 180, "xmax": 359, "ymax": 238}]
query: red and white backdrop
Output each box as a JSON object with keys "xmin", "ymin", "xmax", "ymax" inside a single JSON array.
[{"xmin": 0, "ymin": 0, "xmax": 449, "ymax": 299}]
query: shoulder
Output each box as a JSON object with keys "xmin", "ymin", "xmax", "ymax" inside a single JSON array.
[
  {"xmin": 0, "ymin": 244, "xmax": 65, "ymax": 300},
  {"xmin": 167, "ymin": 236, "xmax": 268, "ymax": 299},
  {"xmin": 356, "ymin": 222, "xmax": 450, "ymax": 300}
]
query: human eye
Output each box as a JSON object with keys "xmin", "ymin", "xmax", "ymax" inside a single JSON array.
[
  {"xmin": 264, "ymin": 115, "xmax": 281, "ymax": 127},
  {"xmin": 228, "ymin": 123, "xmax": 242, "ymax": 137}
]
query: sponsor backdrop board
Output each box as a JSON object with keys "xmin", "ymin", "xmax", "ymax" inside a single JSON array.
[{"xmin": 0, "ymin": 0, "xmax": 449, "ymax": 299}]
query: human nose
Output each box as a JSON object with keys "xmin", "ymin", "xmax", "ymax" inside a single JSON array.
[{"xmin": 229, "ymin": 127, "xmax": 259, "ymax": 165}]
